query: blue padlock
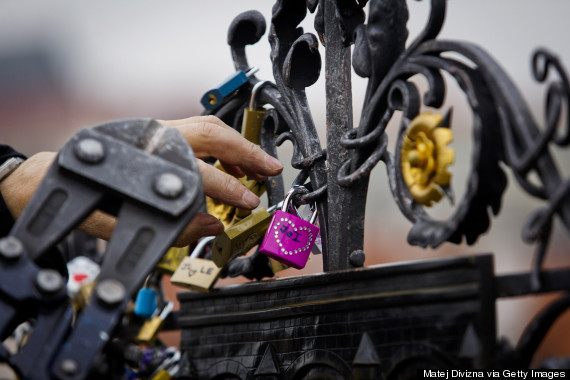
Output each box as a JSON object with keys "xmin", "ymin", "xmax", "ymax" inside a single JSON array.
[
  {"xmin": 200, "ymin": 67, "xmax": 258, "ymax": 111},
  {"xmin": 134, "ymin": 287, "xmax": 158, "ymax": 318}
]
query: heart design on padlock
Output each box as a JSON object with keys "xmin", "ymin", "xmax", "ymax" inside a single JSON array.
[
  {"xmin": 259, "ymin": 186, "xmax": 319, "ymax": 269},
  {"xmin": 272, "ymin": 216, "xmax": 314, "ymax": 255}
]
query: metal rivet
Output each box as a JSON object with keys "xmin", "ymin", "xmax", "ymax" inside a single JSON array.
[
  {"xmin": 99, "ymin": 331, "xmax": 110, "ymax": 342},
  {"xmin": 96, "ymin": 279, "xmax": 125, "ymax": 305},
  {"xmin": 60, "ymin": 358, "xmax": 79, "ymax": 376},
  {"xmin": 349, "ymin": 250, "xmax": 366, "ymax": 268},
  {"xmin": 36, "ymin": 269, "xmax": 63, "ymax": 294},
  {"xmin": 154, "ymin": 173, "xmax": 184, "ymax": 199},
  {"xmin": 0, "ymin": 236, "xmax": 23, "ymax": 260},
  {"xmin": 75, "ymin": 138, "xmax": 105, "ymax": 163}
]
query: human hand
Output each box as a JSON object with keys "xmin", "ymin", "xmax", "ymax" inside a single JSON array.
[
  {"xmin": 0, "ymin": 116, "xmax": 283, "ymax": 247},
  {"xmin": 162, "ymin": 115, "xmax": 283, "ymax": 245}
]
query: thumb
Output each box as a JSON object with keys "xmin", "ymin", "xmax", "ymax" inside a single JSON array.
[{"xmin": 173, "ymin": 212, "xmax": 224, "ymax": 247}]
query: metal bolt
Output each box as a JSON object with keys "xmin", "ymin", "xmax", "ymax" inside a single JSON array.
[
  {"xmin": 349, "ymin": 250, "xmax": 365, "ymax": 268},
  {"xmin": 0, "ymin": 236, "xmax": 23, "ymax": 260},
  {"xmin": 75, "ymin": 138, "xmax": 105, "ymax": 163},
  {"xmin": 154, "ymin": 173, "xmax": 184, "ymax": 199},
  {"xmin": 36, "ymin": 269, "xmax": 64, "ymax": 294},
  {"xmin": 96, "ymin": 279, "xmax": 125, "ymax": 305},
  {"xmin": 60, "ymin": 358, "xmax": 79, "ymax": 376},
  {"xmin": 99, "ymin": 331, "xmax": 109, "ymax": 342}
]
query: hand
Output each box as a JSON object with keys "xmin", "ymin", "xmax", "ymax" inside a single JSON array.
[
  {"xmin": 0, "ymin": 116, "xmax": 283, "ymax": 247},
  {"xmin": 162, "ymin": 115, "xmax": 284, "ymax": 245}
]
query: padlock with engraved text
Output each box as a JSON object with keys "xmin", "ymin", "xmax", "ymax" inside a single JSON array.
[
  {"xmin": 170, "ymin": 256, "xmax": 222, "ymax": 292},
  {"xmin": 259, "ymin": 186, "xmax": 319, "ymax": 269},
  {"xmin": 241, "ymin": 80, "xmax": 272, "ymax": 144},
  {"xmin": 211, "ymin": 207, "xmax": 273, "ymax": 267}
]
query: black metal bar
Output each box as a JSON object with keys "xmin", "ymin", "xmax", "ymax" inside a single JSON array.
[
  {"xmin": 495, "ymin": 268, "xmax": 570, "ymax": 298},
  {"xmin": 323, "ymin": 0, "xmax": 358, "ymax": 271}
]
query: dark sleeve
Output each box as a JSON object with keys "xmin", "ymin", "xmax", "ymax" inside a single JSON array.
[{"xmin": 0, "ymin": 145, "xmax": 27, "ymax": 237}]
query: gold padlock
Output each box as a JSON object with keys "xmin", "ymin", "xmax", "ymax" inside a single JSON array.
[
  {"xmin": 135, "ymin": 302, "xmax": 174, "ymax": 344},
  {"xmin": 269, "ymin": 258, "xmax": 289, "ymax": 274},
  {"xmin": 211, "ymin": 207, "xmax": 273, "ymax": 267},
  {"xmin": 241, "ymin": 80, "xmax": 272, "ymax": 144},
  {"xmin": 72, "ymin": 281, "xmax": 96, "ymax": 313},
  {"xmin": 156, "ymin": 246, "xmax": 189, "ymax": 275},
  {"xmin": 170, "ymin": 256, "xmax": 222, "ymax": 292},
  {"xmin": 206, "ymin": 160, "xmax": 265, "ymax": 228},
  {"xmin": 149, "ymin": 350, "xmax": 180, "ymax": 380},
  {"xmin": 151, "ymin": 369, "xmax": 174, "ymax": 380}
]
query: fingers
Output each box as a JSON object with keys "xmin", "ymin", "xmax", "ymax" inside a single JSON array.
[
  {"xmin": 172, "ymin": 212, "xmax": 224, "ymax": 247},
  {"xmin": 78, "ymin": 211, "xmax": 223, "ymax": 248},
  {"xmin": 198, "ymin": 160, "xmax": 261, "ymax": 209},
  {"xmin": 160, "ymin": 116, "xmax": 283, "ymax": 179},
  {"xmin": 219, "ymin": 161, "xmax": 245, "ymax": 179}
]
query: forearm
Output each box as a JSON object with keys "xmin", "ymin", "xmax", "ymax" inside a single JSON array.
[
  {"xmin": 0, "ymin": 150, "xmax": 213, "ymax": 247},
  {"xmin": 0, "ymin": 151, "xmax": 54, "ymax": 220},
  {"xmin": 0, "ymin": 151, "xmax": 116, "ymax": 241}
]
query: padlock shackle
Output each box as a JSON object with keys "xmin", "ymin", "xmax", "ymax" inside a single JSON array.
[
  {"xmin": 159, "ymin": 301, "xmax": 174, "ymax": 320},
  {"xmin": 281, "ymin": 186, "xmax": 318, "ymax": 224},
  {"xmin": 245, "ymin": 67, "xmax": 259, "ymax": 78},
  {"xmin": 249, "ymin": 80, "xmax": 273, "ymax": 110},
  {"xmin": 190, "ymin": 236, "xmax": 216, "ymax": 259}
]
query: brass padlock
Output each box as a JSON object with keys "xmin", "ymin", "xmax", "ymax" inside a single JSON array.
[
  {"xmin": 206, "ymin": 160, "xmax": 265, "ymax": 228},
  {"xmin": 211, "ymin": 207, "xmax": 273, "ymax": 267},
  {"xmin": 170, "ymin": 256, "xmax": 222, "ymax": 292},
  {"xmin": 269, "ymin": 258, "xmax": 289, "ymax": 274},
  {"xmin": 156, "ymin": 246, "xmax": 189, "ymax": 275},
  {"xmin": 72, "ymin": 281, "xmax": 96, "ymax": 313},
  {"xmin": 241, "ymin": 80, "xmax": 272, "ymax": 144},
  {"xmin": 149, "ymin": 350, "xmax": 180, "ymax": 380},
  {"xmin": 135, "ymin": 302, "xmax": 174, "ymax": 344}
]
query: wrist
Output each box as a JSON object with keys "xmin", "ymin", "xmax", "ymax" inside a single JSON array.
[
  {"xmin": 0, "ymin": 157, "xmax": 25, "ymax": 184},
  {"xmin": 0, "ymin": 151, "xmax": 56, "ymax": 219}
]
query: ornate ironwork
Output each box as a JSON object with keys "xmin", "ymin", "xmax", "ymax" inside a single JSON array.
[
  {"xmin": 205, "ymin": 0, "xmax": 570, "ymax": 280},
  {"xmin": 181, "ymin": 0, "xmax": 570, "ymax": 376},
  {"xmin": 1, "ymin": 1, "xmax": 569, "ymax": 378}
]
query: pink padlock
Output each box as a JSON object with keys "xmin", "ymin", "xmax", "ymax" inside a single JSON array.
[{"xmin": 259, "ymin": 186, "xmax": 319, "ymax": 269}]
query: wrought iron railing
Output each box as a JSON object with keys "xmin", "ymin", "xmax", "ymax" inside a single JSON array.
[
  {"xmin": 0, "ymin": 1, "xmax": 569, "ymax": 378},
  {"xmin": 206, "ymin": 0, "xmax": 570, "ymax": 277}
]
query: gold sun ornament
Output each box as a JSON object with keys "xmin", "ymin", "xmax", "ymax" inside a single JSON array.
[{"xmin": 401, "ymin": 111, "xmax": 455, "ymax": 207}]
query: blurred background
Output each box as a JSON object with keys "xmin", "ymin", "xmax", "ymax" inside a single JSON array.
[{"xmin": 1, "ymin": 0, "xmax": 569, "ymax": 368}]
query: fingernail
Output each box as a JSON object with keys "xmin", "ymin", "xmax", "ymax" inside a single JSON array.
[
  {"xmin": 243, "ymin": 190, "xmax": 261, "ymax": 209},
  {"xmin": 265, "ymin": 154, "xmax": 283, "ymax": 172},
  {"xmin": 202, "ymin": 219, "xmax": 224, "ymax": 236}
]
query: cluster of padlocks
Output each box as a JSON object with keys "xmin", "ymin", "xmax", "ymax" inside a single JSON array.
[
  {"xmin": 158, "ymin": 74, "xmax": 322, "ymax": 292},
  {"xmin": 125, "ymin": 71, "xmax": 321, "ymax": 378},
  {"xmin": 0, "ymin": 67, "xmax": 322, "ymax": 379}
]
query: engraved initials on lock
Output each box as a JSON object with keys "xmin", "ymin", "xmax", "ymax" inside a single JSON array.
[
  {"xmin": 170, "ymin": 256, "xmax": 222, "ymax": 292},
  {"xmin": 259, "ymin": 186, "xmax": 319, "ymax": 269}
]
